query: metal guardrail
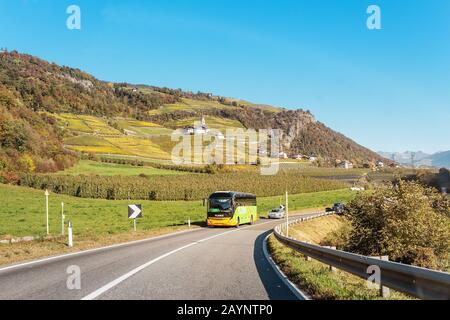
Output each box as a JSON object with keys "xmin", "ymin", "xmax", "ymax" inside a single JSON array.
[{"xmin": 274, "ymin": 213, "xmax": 450, "ymax": 300}]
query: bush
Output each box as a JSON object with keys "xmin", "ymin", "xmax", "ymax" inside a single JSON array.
[{"xmin": 343, "ymin": 180, "xmax": 450, "ymax": 270}]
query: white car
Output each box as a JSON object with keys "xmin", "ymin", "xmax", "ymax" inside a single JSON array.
[{"xmin": 268, "ymin": 207, "xmax": 286, "ymax": 219}]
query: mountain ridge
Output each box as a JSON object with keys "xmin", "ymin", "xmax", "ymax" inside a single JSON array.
[{"xmin": 378, "ymin": 151, "xmax": 450, "ymax": 169}]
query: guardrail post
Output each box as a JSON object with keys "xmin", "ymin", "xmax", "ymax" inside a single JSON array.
[
  {"xmin": 370, "ymin": 255, "xmax": 390, "ymax": 298},
  {"xmin": 305, "ymin": 242, "xmax": 312, "ymax": 261},
  {"xmin": 324, "ymin": 246, "xmax": 337, "ymax": 272},
  {"xmin": 380, "ymin": 256, "xmax": 390, "ymax": 298}
]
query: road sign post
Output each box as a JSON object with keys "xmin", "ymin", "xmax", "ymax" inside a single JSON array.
[
  {"xmin": 45, "ymin": 190, "xmax": 50, "ymax": 235},
  {"xmin": 128, "ymin": 205, "xmax": 143, "ymax": 231}
]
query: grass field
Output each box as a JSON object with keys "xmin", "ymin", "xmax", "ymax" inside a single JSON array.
[
  {"xmin": 58, "ymin": 160, "xmax": 188, "ymax": 176},
  {"xmin": 0, "ymin": 185, "xmax": 356, "ymax": 238}
]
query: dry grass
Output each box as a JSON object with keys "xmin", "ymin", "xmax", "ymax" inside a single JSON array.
[
  {"xmin": 290, "ymin": 215, "xmax": 347, "ymax": 244},
  {"xmin": 0, "ymin": 225, "xmax": 199, "ymax": 267}
]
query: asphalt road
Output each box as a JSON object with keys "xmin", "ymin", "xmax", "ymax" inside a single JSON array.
[{"xmin": 0, "ymin": 214, "xmax": 316, "ymax": 300}]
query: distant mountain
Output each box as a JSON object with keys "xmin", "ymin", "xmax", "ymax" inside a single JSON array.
[
  {"xmin": 431, "ymin": 151, "xmax": 450, "ymax": 168},
  {"xmin": 0, "ymin": 50, "xmax": 388, "ymax": 176},
  {"xmin": 378, "ymin": 151, "xmax": 450, "ymax": 169}
]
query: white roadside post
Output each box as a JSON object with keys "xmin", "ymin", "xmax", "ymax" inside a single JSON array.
[
  {"xmin": 133, "ymin": 218, "xmax": 137, "ymax": 232},
  {"xmin": 61, "ymin": 202, "xmax": 65, "ymax": 236},
  {"xmin": 45, "ymin": 189, "xmax": 50, "ymax": 235},
  {"xmin": 188, "ymin": 217, "xmax": 191, "ymax": 229},
  {"xmin": 68, "ymin": 221, "xmax": 73, "ymax": 247},
  {"xmin": 285, "ymin": 190, "xmax": 289, "ymax": 238}
]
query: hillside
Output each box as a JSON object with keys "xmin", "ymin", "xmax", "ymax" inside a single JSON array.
[{"xmin": 0, "ymin": 50, "xmax": 386, "ymax": 177}]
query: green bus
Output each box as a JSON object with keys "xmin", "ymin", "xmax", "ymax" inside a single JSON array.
[{"xmin": 206, "ymin": 191, "xmax": 258, "ymax": 227}]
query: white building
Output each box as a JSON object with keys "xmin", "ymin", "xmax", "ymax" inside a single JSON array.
[
  {"xmin": 183, "ymin": 116, "xmax": 210, "ymax": 135},
  {"xmin": 376, "ymin": 160, "xmax": 385, "ymax": 168},
  {"xmin": 194, "ymin": 116, "xmax": 209, "ymax": 135},
  {"xmin": 279, "ymin": 152, "xmax": 288, "ymax": 159},
  {"xmin": 338, "ymin": 160, "xmax": 354, "ymax": 170}
]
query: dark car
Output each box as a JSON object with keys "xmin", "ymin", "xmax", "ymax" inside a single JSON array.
[{"xmin": 331, "ymin": 203, "xmax": 345, "ymax": 214}]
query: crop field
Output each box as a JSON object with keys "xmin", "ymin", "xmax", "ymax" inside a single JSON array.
[
  {"xmin": 65, "ymin": 135, "xmax": 124, "ymax": 155},
  {"xmin": 164, "ymin": 116, "xmax": 244, "ymax": 131},
  {"xmin": 115, "ymin": 119, "xmax": 173, "ymax": 136},
  {"xmin": 148, "ymin": 98, "xmax": 240, "ymax": 115},
  {"xmin": 56, "ymin": 114, "xmax": 121, "ymax": 135},
  {"xmin": 58, "ymin": 160, "xmax": 188, "ymax": 176},
  {"xmin": 0, "ymin": 184, "xmax": 356, "ymax": 238},
  {"xmin": 19, "ymin": 170, "xmax": 349, "ymax": 201},
  {"xmin": 66, "ymin": 136, "xmax": 172, "ymax": 160},
  {"xmin": 103, "ymin": 137, "xmax": 172, "ymax": 160}
]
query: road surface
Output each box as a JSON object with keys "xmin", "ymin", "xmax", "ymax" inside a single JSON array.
[{"xmin": 0, "ymin": 214, "xmax": 316, "ymax": 300}]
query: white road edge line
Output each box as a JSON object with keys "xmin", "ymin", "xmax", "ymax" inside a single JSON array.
[
  {"xmin": 0, "ymin": 228, "xmax": 203, "ymax": 273},
  {"xmin": 263, "ymin": 234, "xmax": 310, "ymax": 301},
  {"xmin": 81, "ymin": 220, "xmax": 276, "ymax": 300}
]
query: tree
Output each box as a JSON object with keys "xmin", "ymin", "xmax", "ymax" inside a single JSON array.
[{"xmin": 344, "ymin": 180, "xmax": 450, "ymax": 269}]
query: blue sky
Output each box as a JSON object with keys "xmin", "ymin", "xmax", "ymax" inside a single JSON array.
[{"xmin": 1, "ymin": 0, "xmax": 449, "ymax": 153}]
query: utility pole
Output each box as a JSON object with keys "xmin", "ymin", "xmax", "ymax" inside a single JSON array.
[{"xmin": 411, "ymin": 152, "xmax": 416, "ymax": 172}]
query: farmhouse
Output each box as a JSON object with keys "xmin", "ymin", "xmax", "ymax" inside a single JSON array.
[
  {"xmin": 338, "ymin": 160, "xmax": 354, "ymax": 170},
  {"xmin": 278, "ymin": 152, "xmax": 288, "ymax": 159},
  {"xmin": 376, "ymin": 160, "xmax": 385, "ymax": 168}
]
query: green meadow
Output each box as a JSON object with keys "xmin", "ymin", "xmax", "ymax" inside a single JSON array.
[
  {"xmin": 0, "ymin": 184, "xmax": 356, "ymax": 238},
  {"xmin": 58, "ymin": 160, "xmax": 187, "ymax": 176}
]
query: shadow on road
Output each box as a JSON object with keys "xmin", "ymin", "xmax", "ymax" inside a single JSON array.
[{"xmin": 253, "ymin": 230, "xmax": 303, "ymax": 300}]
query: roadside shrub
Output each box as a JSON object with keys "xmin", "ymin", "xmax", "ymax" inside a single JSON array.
[{"xmin": 343, "ymin": 180, "xmax": 450, "ymax": 270}]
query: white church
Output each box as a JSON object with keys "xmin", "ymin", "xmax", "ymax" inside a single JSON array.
[{"xmin": 184, "ymin": 116, "xmax": 210, "ymax": 135}]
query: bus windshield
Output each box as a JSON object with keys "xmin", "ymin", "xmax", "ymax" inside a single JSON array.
[{"xmin": 209, "ymin": 198, "xmax": 233, "ymax": 211}]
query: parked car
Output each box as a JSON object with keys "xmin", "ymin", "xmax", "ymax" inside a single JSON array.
[
  {"xmin": 268, "ymin": 206, "xmax": 286, "ymax": 219},
  {"xmin": 331, "ymin": 203, "xmax": 345, "ymax": 214}
]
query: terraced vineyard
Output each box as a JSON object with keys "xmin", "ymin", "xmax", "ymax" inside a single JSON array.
[
  {"xmin": 147, "ymin": 98, "xmax": 241, "ymax": 115},
  {"xmin": 55, "ymin": 111, "xmax": 248, "ymax": 162}
]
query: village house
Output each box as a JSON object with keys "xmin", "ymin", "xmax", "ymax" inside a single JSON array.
[
  {"xmin": 338, "ymin": 160, "xmax": 354, "ymax": 170},
  {"xmin": 278, "ymin": 152, "xmax": 288, "ymax": 159},
  {"xmin": 376, "ymin": 160, "xmax": 385, "ymax": 168},
  {"xmin": 290, "ymin": 154, "xmax": 304, "ymax": 160}
]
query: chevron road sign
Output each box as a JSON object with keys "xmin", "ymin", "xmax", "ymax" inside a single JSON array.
[
  {"xmin": 128, "ymin": 204, "xmax": 142, "ymax": 232},
  {"xmin": 128, "ymin": 204, "xmax": 143, "ymax": 219}
]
